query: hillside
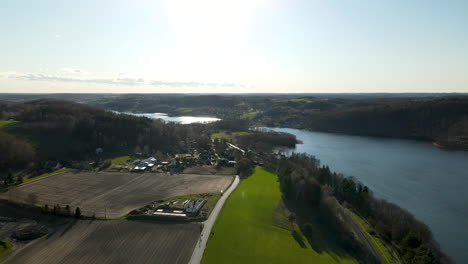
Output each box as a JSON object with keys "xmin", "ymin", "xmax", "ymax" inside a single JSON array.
[{"xmin": 202, "ymin": 167, "xmax": 358, "ymax": 264}]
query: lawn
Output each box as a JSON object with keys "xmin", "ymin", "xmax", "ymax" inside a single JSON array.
[
  {"xmin": 211, "ymin": 131, "xmax": 251, "ymax": 140},
  {"xmin": 23, "ymin": 168, "xmax": 68, "ymax": 184},
  {"xmin": 111, "ymin": 155, "xmax": 132, "ymax": 164},
  {"xmin": 349, "ymin": 210, "xmax": 397, "ymax": 264},
  {"xmin": 0, "ymin": 120, "xmax": 18, "ymax": 128},
  {"xmin": 202, "ymin": 167, "xmax": 357, "ymax": 264},
  {"xmin": 176, "ymin": 107, "xmax": 194, "ymax": 114},
  {"xmin": 0, "ymin": 240, "xmax": 12, "ymax": 259},
  {"xmin": 240, "ymin": 111, "xmax": 259, "ymax": 120}
]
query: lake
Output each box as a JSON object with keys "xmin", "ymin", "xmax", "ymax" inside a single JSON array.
[
  {"xmin": 266, "ymin": 127, "xmax": 468, "ymax": 263},
  {"xmin": 120, "ymin": 112, "xmax": 221, "ymax": 124}
]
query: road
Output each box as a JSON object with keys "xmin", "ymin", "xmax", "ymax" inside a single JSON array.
[{"xmin": 188, "ymin": 175, "xmax": 240, "ymax": 264}]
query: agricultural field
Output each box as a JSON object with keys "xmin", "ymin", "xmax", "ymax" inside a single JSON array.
[
  {"xmin": 202, "ymin": 167, "xmax": 357, "ymax": 264},
  {"xmin": 7, "ymin": 220, "xmax": 200, "ymax": 264},
  {"xmin": 210, "ymin": 131, "xmax": 251, "ymax": 140},
  {"xmin": 0, "ymin": 171, "xmax": 233, "ymax": 218},
  {"xmin": 182, "ymin": 165, "xmax": 236, "ymax": 175}
]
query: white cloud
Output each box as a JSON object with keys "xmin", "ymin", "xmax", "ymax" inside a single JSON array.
[{"xmin": 1, "ymin": 71, "xmax": 246, "ymax": 88}]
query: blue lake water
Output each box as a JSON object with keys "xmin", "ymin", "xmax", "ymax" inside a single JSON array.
[{"xmin": 266, "ymin": 127, "xmax": 468, "ymax": 263}]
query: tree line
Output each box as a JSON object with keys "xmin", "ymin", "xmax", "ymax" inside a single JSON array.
[{"xmin": 261, "ymin": 153, "xmax": 453, "ymax": 264}]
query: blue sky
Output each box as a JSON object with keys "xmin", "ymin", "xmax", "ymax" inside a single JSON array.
[{"xmin": 1, "ymin": 0, "xmax": 467, "ymax": 93}]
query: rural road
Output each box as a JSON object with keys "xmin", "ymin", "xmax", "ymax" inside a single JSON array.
[{"xmin": 188, "ymin": 175, "xmax": 240, "ymax": 264}]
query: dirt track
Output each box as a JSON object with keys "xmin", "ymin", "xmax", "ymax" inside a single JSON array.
[
  {"xmin": 0, "ymin": 171, "xmax": 233, "ymax": 218},
  {"xmin": 8, "ymin": 220, "xmax": 200, "ymax": 264}
]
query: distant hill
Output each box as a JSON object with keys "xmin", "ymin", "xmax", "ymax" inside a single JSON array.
[
  {"xmin": 2, "ymin": 94, "xmax": 468, "ymax": 149},
  {"xmin": 0, "ymin": 99, "xmax": 209, "ymax": 173}
]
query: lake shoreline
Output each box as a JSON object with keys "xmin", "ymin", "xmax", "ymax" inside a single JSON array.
[
  {"xmin": 265, "ymin": 126, "xmax": 468, "ymax": 263},
  {"xmin": 264, "ymin": 125, "xmax": 468, "ymax": 152}
]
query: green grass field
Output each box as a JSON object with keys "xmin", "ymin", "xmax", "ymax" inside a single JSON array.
[
  {"xmin": 176, "ymin": 107, "xmax": 194, "ymax": 114},
  {"xmin": 24, "ymin": 168, "xmax": 68, "ymax": 184},
  {"xmin": 211, "ymin": 131, "xmax": 251, "ymax": 140},
  {"xmin": 240, "ymin": 111, "xmax": 259, "ymax": 120},
  {"xmin": 0, "ymin": 120, "xmax": 18, "ymax": 128},
  {"xmin": 111, "ymin": 155, "xmax": 132, "ymax": 164},
  {"xmin": 349, "ymin": 210, "xmax": 397, "ymax": 264},
  {"xmin": 0, "ymin": 240, "xmax": 12, "ymax": 259},
  {"xmin": 202, "ymin": 167, "xmax": 357, "ymax": 264}
]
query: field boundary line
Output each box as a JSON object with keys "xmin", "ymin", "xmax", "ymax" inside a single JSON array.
[
  {"xmin": 188, "ymin": 175, "xmax": 240, "ymax": 264},
  {"xmin": 15, "ymin": 169, "xmax": 69, "ymax": 187}
]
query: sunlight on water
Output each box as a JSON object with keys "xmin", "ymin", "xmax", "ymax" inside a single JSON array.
[{"xmin": 119, "ymin": 112, "xmax": 221, "ymax": 124}]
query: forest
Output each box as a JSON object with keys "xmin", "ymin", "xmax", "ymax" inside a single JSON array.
[
  {"xmin": 65, "ymin": 94, "xmax": 468, "ymax": 150},
  {"xmin": 2, "ymin": 94, "xmax": 467, "ymax": 150},
  {"xmin": 0, "ymin": 99, "xmax": 293, "ymax": 181},
  {"xmin": 258, "ymin": 153, "xmax": 453, "ymax": 264}
]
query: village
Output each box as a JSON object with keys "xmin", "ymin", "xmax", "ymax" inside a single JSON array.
[{"xmin": 101, "ymin": 138, "xmax": 246, "ymax": 175}]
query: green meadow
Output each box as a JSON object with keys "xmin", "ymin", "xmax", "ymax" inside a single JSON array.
[
  {"xmin": 210, "ymin": 131, "xmax": 251, "ymax": 140},
  {"xmin": 0, "ymin": 120, "xmax": 18, "ymax": 128},
  {"xmin": 202, "ymin": 166, "xmax": 357, "ymax": 264}
]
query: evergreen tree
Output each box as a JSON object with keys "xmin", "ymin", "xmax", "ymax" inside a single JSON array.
[
  {"xmin": 65, "ymin": 205, "xmax": 71, "ymax": 216},
  {"xmin": 75, "ymin": 207, "xmax": 82, "ymax": 218}
]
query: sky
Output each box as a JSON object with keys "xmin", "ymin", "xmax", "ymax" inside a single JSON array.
[{"xmin": 1, "ymin": 0, "xmax": 467, "ymax": 93}]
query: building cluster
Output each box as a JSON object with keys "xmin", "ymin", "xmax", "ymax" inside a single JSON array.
[
  {"xmin": 133, "ymin": 157, "xmax": 157, "ymax": 171},
  {"xmin": 147, "ymin": 198, "xmax": 207, "ymax": 217}
]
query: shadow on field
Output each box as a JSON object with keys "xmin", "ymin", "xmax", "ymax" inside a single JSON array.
[
  {"xmin": 59, "ymin": 219, "xmax": 78, "ymax": 237},
  {"xmin": 283, "ymin": 199, "xmax": 357, "ymax": 261},
  {"xmin": 291, "ymin": 230, "xmax": 307, "ymax": 248}
]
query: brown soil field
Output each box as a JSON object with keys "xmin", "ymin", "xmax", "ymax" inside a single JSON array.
[
  {"xmin": 7, "ymin": 220, "xmax": 200, "ymax": 264},
  {"xmin": 182, "ymin": 166, "xmax": 236, "ymax": 175},
  {"xmin": 0, "ymin": 171, "xmax": 233, "ymax": 218}
]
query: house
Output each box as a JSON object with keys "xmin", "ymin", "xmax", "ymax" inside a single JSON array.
[
  {"xmin": 133, "ymin": 165, "xmax": 147, "ymax": 171},
  {"xmin": 142, "ymin": 157, "xmax": 156, "ymax": 167}
]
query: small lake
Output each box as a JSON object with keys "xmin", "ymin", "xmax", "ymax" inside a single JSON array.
[
  {"xmin": 266, "ymin": 127, "xmax": 468, "ymax": 263},
  {"xmin": 120, "ymin": 112, "xmax": 221, "ymax": 124}
]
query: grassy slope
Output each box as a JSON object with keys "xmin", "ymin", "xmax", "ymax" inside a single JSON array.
[
  {"xmin": 0, "ymin": 240, "xmax": 12, "ymax": 259},
  {"xmin": 111, "ymin": 155, "xmax": 132, "ymax": 164},
  {"xmin": 211, "ymin": 131, "xmax": 251, "ymax": 140},
  {"xmin": 0, "ymin": 120, "xmax": 17, "ymax": 128},
  {"xmin": 349, "ymin": 210, "xmax": 397, "ymax": 264},
  {"xmin": 202, "ymin": 167, "xmax": 356, "ymax": 264},
  {"xmin": 24, "ymin": 168, "xmax": 68, "ymax": 184}
]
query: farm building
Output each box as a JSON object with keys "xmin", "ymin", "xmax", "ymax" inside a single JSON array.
[
  {"xmin": 184, "ymin": 199, "xmax": 206, "ymax": 214},
  {"xmin": 133, "ymin": 165, "xmax": 147, "ymax": 171},
  {"xmin": 142, "ymin": 158, "xmax": 156, "ymax": 167}
]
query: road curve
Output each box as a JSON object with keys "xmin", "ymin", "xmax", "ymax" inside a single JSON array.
[{"xmin": 188, "ymin": 175, "xmax": 240, "ymax": 264}]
